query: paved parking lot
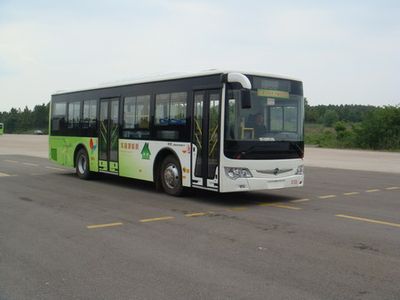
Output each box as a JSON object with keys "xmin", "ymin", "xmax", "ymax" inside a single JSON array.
[{"xmin": 1, "ymin": 135, "xmax": 400, "ymax": 299}]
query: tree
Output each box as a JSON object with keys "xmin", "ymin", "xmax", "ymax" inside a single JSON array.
[
  {"xmin": 321, "ymin": 110, "xmax": 339, "ymax": 127},
  {"xmin": 19, "ymin": 106, "xmax": 32, "ymax": 132},
  {"xmin": 334, "ymin": 121, "xmax": 347, "ymax": 139},
  {"xmin": 0, "ymin": 103, "xmax": 49, "ymax": 134},
  {"xmin": 355, "ymin": 106, "xmax": 400, "ymax": 150},
  {"xmin": 33, "ymin": 103, "xmax": 49, "ymax": 130},
  {"xmin": 5, "ymin": 108, "xmax": 19, "ymax": 133}
]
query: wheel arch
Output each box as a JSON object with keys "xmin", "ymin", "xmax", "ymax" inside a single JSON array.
[
  {"xmin": 73, "ymin": 144, "xmax": 89, "ymax": 167},
  {"xmin": 153, "ymin": 147, "xmax": 181, "ymax": 190}
]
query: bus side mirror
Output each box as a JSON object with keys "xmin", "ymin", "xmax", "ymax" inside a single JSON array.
[{"xmin": 241, "ymin": 89, "xmax": 251, "ymax": 109}]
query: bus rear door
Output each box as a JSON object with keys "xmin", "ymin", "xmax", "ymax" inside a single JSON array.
[{"xmin": 99, "ymin": 98, "xmax": 120, "ymax": 173}]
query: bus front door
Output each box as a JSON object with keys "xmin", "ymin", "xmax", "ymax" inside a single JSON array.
[
  {"xmin": 192, "ymin": 90, "xmax": 220, "ymax": 190},
  {"xmin": 99, "ymin": 98, "xmax": 120, "ymax": 173}
]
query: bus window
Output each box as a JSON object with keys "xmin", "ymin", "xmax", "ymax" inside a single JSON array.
[
  {"xmin": 136, "ymin": 95, "xmax": 150, "ymax": 128},
  {"xmin": 68, "ymin": 101, "xmax": 81, "ymax": 129},
  {"xmin": 52, "ymin": 102, "xmax": 67, "ymax": 131},
  {"xmin": 83, "ymin": 100, "xmax": 97, "ymax": 129},
  {"xmin": 123, "ymin": 95, "xmax": 150, "ymax": 139},
  {"xmin": 155, "ymin": 92, "xmax": 187, "ymax": 125},
  {"xmin": 170, "ymin": 92, "xmax": 187, "ymax": 125},
  {"xmin": 124, "ymin": 97, "xmax": 136, "ymax": 128},
  {"xmin": 155, "ymin": 93, "xmax": 170, "ymax": 125}
]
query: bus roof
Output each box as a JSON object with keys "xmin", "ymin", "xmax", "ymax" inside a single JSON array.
[{"xmin": 52, "ymin": 70, "xmax": 301, "ymax": 96}]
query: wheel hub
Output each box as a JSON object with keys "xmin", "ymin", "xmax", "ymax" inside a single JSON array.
[
  {"xmin": 164, "ymin": 164, "xmax": 179, "ymax": 189},
  {"xmin": 78, "ymin": 155, "xmax": 87, "ymax": 174}
]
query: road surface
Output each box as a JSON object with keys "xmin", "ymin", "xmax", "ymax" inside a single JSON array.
[{"xmin": 0, "ymin": 135, "xmax": 400, "ymax": 299}]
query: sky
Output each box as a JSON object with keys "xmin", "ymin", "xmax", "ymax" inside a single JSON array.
[{"xmin": 0, "ymin": 0, "xmax": 399, "ymax": 111}]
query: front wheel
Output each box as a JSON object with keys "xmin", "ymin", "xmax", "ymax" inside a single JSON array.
[
  {"xmin": 160, "ymin": 155, "xmax": 183, "ymax": 196},
  {"xmin": 76, "ymin": 149, "xmax": 91, "ymax": 180}
]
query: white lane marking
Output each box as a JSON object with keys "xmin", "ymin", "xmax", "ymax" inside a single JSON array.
[
  {"xmin": 366, "ymin": 189, "xmax": 380, "ymax": 193},
  {"xmin": 22, "ymin": 162, "xmax": 39, "ymax": 167},
  {"xmin": 386, "ymin": 187, "xmax": 399, "ymax": 190},
  {"xmin": 343, "ymin": 192, "xmax": 360, "ymax": 196},
  {"xmin": 45, "ymin": 166, "xmax": 66, "ymax": 171},
  {"xmin": 4, "ymin": 160, "xmax": 18, "ymax": 163},
  {"xmin": 0, "ymin": 172, "xmax": 11, "ymax": 177},
  {"xmin": 184, "ymin": 212, "xmax": 209, "ymax": 217},
  {"xmin": 290, "ymin": 198, "xmax": 310, "ymax": 203},
  {"xmin": 318, "ymin": 195, "xmax": 336, "ymax": 199}
]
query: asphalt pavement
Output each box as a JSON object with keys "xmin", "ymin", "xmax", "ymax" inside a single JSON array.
[{"xmin": 0, "ymin": 151, "xmax": 400, "ymax": 299}]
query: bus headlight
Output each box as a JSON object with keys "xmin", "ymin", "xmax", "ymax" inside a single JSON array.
[
  {"xmin": 295, "ymin": 165, "xmax": 304, "ymax": 175},
  {"xmin": 224, "ymin": 167, "xmax": 253, "ymax": 180}
]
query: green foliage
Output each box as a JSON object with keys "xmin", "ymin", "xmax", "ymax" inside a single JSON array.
[
  {"xmin": 305, "ymin": 125, "xmax": 336, "ymax": 148},
  {"xmin": 334, "ymin": 121, "xmax": 346, "ymax": 133},
  {"xmin": 0, "ymin": 103, "xmax": 49, "ymax": 134},
  {"xmin": 355, "ymin": 106, "xmax": 400, "ymax": 150},
  {"xmin": 321, "ymin": 110, "xmax": 339, "ymax": 127},
  {"xmin": 305, "ymin": 123, "xmax": 355, "ymax": 148},
  {"xmin": 305, "ymin": 104, "xmax": 376, "ymax": 123},
  {"xmin": 305, "ymin": 102, "xmax": 399, "ymax": 151},
  {"xmin": 335, "ymin": 122, "xmax": 357, "ymax": 148}
]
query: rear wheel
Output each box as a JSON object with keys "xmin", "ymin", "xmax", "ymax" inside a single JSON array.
[
  {"xmin": 76, "ymin": 148, "xmax": 91, "ymax": 180},
  {"xmin": 160, "ymin": 155, "xmax": 183, "ymax": 196}
]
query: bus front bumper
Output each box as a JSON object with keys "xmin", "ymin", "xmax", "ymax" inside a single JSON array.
[{"xmin": 221, "ymin": 175, "xmax": 304, "ymax": 192}]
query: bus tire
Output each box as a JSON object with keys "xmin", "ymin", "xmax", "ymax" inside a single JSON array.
[
  {"xmin": 76, "ymin": 148, "xmax": 91, "ymax": 180},
  {"xmin": 160, "ymin": 155, "xmax": 183, "ymax": 196}
]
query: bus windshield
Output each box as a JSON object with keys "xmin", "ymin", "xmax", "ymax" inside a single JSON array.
[
  {"xmin": 224, "ymin": 76, "xmax": 304, "ymax": 159},
  {"xmin": 225, "ymin": 76, "xmax": 304, "ymax": 142}
]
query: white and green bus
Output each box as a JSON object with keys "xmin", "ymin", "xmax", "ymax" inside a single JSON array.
[
  {"xmin": 49, "ymin": 71, "xmax": 304, "ymax": 196},
  {"xmin": 0, "ymin": 123, "xmax": 4, "ymax": 135}
]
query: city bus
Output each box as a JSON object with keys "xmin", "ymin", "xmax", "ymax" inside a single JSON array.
[
  {"xmin": 0, "ymin": 123, "xmax": 4, "ymax": 135},
  {"xmin": 49, "ymin": 70, "xmax": 304, "ymax": 196}
]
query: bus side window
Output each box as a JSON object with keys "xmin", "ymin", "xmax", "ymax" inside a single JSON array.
[
  {"xmin": 123, "ymin": 95, "xmax": 150, "ymax": 139},
  {"xmin": 67, "ymin": 101, "xmax": 81, "ymax": 129},
  {"xmin": 83, "ymin": 100, "xmax": 97, "ymax": 136},
  {"xmin": 154, "ymin": 92, "xmax": 188, "ymax": 140},
  {"xmin": 52, "ymin": 102, "xmax": 67, "ymax": 132},
  {"xmin": 155, "ymin": 93, "xmax": 170, "ymax": 125},
  {"xmin": 170, "ymin": 92, "xmax": 187, "ymax": 125},
  {"xmin": 83, "ymin": 100, "xmax": 97, "ymax": 128},
  {"xmin": 136, "ymin": 95, "xmax": 150, "ymax": 129},
  {"xmin": 155, "ymin": 92, "xmax": 187, "ymax": 125}
]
